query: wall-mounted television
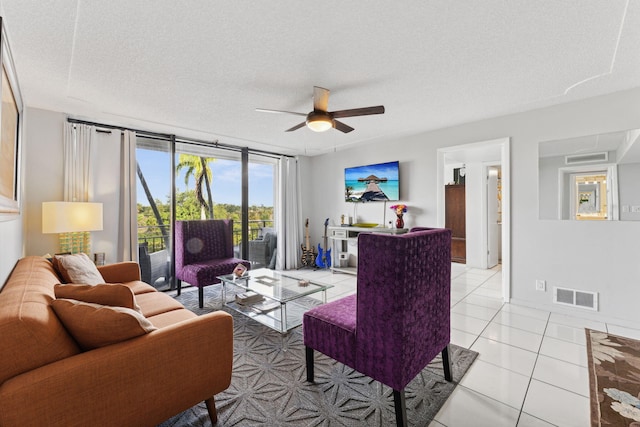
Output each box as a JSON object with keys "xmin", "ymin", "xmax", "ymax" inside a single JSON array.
[{"xmin": 345, "ymin": 160, "xmax": 400, "ymax": 202}]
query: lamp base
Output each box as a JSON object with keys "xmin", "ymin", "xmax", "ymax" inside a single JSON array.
[{"xmin": 59, "ymin": 231, "xmax": 91, "ymax": 254}]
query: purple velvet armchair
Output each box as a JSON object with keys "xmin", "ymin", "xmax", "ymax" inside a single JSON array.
[
  {"xmin": 303, "ymin": 228, "xmax": 452, "ymax": 426},
  {"xmin": 175, "ymin": 219, "xmax": 251, "ymax": 308}
]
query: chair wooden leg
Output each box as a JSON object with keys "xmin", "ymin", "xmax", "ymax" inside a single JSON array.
[
  {"xmin": 305, "ymin": 346, "xmax": 314, "ymax": 382},
  {"xmin": 176, "ymin": 279, "xmax": 182, "ymax": 296},
  {"xmin": 198, "ymin": 287, "xmax": 204, "ymax": 308},
  {"xmin": 204, "ymin": 396, "xmax": 218, "ymax": 424},
  {"xmin": 393, "ymin": 389, "xmax": 407, "ymax": 427},
  {"xmin": 442, "ymin": 344, "xmax": 453, "ymax": 382}
]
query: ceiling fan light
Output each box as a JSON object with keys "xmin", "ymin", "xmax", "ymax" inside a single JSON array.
[{"xmin": 306, "ymin": 113, "xmax": 333, "ymax": 132}]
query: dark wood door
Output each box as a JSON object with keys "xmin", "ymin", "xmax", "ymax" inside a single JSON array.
[{"xmin": 445, "ymin": 184, "xmax": 466, "ymax": 263}]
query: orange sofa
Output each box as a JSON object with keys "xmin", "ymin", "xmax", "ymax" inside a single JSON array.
[{"xmin": 0, "ymin": 256, "xmax": 233, "ymax": 426}]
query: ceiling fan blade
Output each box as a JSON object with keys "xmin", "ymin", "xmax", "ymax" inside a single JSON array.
[
  {"xmin": 330, "ymin": 105, "xmax": 385, "ymax": 119},
  {"xmin": 313, "ymin": 86, "xmax": 330, "ymax": 112},
  {"xmin": 256, "ymin": 108, "xmax": 306, "ymax": 117},
  {"xmin": 333, "ymin": 120, "xmax": 355, "ymax": 133},
  {"xmin": 285, "ymin": 122, "xmax": 307, "ymax": 132}
]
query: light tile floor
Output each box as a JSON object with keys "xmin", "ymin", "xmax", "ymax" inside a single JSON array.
[{"xmin": 291, "ymin": 263, "xmax": 640, "ymax": 427}]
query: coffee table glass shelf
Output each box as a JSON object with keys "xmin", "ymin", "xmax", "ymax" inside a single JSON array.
[{"xmin": 218, "ymin": 268, "xmax": 332, "ymax": 333}]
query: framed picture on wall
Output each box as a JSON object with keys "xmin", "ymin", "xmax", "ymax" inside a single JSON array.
[{"xmin": 0, "ymin": 17, "xmax": 23, "ymax": 218}]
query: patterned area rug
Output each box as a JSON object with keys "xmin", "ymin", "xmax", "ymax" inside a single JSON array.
[
  {"xmin": 586, "ymin": 329, "xmax": 640, "ymax": 427},
  {"xmin": 158, "ymin": 286, "xmax": 478, "ymax": 426}
]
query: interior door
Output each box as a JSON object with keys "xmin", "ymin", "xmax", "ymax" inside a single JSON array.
[{"xmin": 487, "ymin": 167, "xmax": 499, "ymax": 268}]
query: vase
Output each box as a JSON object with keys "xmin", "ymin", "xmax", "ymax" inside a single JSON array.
[{"xmin": 396, "ymin": 214, "xmax": 404, "ymax": 229}]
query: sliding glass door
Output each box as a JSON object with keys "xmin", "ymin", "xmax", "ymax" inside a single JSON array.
[
  {"xmin": 247, "ymin": 154, "xmax": 277, "ymax": 268},
  {"xmin": 135, "ymin": 137, "xmax": 277, "ymax": 291},
  {"xmin": 136, "ymin": 136, "xmax": 172, "ymax": 290}
]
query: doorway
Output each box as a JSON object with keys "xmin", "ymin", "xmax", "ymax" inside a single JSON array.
[
  {"xmin": 486, "ymin": 165, "xmax": 501, "ymax": 268},
  {"xmin": 437, "ymin": 138, "xmax": 511, "ymax": 301},
  {"xmin": 556, "ymin": 164, "xmax": 618, "ymax": 221}
]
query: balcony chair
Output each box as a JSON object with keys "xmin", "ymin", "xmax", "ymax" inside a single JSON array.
[
  {"xmin": 138, "ymin": 242, "xmax": 169, "ymax": 289},
  {"xmin": 248, "ymin": 227, "xmax": 277, "ymax": 269},
  {"xmin": 175, "ymin": 219, "xmax": 251, "ymax": 308},
  {"xmin": 303, "ymin": 228, "xmax": 452, "ymax": 427}
]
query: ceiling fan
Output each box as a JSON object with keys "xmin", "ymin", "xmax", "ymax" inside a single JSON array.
[{"xmin": 256, "ymin": 86, "xmax": 385, "ymax": 133}]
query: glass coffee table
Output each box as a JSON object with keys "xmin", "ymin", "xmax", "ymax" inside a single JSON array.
[{"xmin": 218, "ymin": 268, "xmax": 333, "ymax": 334}]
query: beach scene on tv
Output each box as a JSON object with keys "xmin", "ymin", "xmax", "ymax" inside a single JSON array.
[{"xmin": 345, "ymin": 161, "xmax": 399, "ymax": 202}]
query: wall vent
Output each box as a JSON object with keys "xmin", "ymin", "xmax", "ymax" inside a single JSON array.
[
  {"xmin": 553, "ymin": 286, "xmax": 598, "ymax": 311},
  {"xmin": 565, "ymin": 152, "xmax": 608, "ymax": 165}
]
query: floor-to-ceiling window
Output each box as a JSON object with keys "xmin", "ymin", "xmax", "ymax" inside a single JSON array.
[
  {"xmin": 136, "ymin": 136, "xmax": 173, "ymax": 290},
  {"xmin": 135, "ymin": 137, "xmax": 276, "ymax": 291},
  {"xmin": 247, "ymin": 154, "xmax": 277, "ymax": 268}
]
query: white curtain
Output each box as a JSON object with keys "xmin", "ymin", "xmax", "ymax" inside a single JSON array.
[
  {"xmin": 61, "ymin": 123, "xmax": 94, "ymax": 254},
  {"xmin": 63, "ymin": 123, "xmax": 94, "ymax": 202},
  {"xmin": 117, "ymin": 130, "xmax": 138, "ymax": 262},
  {"xmin": 91, "ymin": 129, "xmax": 122, "ymax": 264},
  {"xmin": 275, "ymin": 156, "xmax": 302, "ymax": 270},
  {"xmin": 62, "ymin": 123, "xmax": 136, "ymax": 261}
]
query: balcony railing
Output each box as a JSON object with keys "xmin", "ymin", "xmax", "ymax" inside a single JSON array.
[{"xmin": 137, "ymin": 219, "xmax": 274, "ymax": 251}]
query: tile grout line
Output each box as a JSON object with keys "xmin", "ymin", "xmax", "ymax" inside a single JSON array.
[{"xmin": 515, "ymin": 310, "xmax": 553, "ymax": 426}]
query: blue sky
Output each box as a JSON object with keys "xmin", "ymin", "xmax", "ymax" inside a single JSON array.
[{"xmin": 136, "ymin": 150, "xmax": 274, "ymax": 206}]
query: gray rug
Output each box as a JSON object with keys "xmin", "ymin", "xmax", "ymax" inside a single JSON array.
[{"xmin": 159, "ymin": 286, "xmax": 478, "ymax": 426}]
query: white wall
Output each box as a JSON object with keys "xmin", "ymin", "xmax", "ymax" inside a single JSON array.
[
  {"xmin": 306, "ymin": 87, "xmax": 640, "ymax": 327},
  {"xmin": 0, "ymin": 107, "xmax": 28, "ymax": 288},
  {"xmin": 23, "ymin": 108, "xmax": 66, "ymax": 257},
  {"xmin": 538, "ymin": 155, "xmax": 564, "ymax": 219},
  {"xmin": 464, "ymin": 162, "xmax": 483, "ymax": 268},
  {"xmin": 0, "ymin": 218, "xmax": 24, "ymax": 287},
  {"xmin": 619, "ymin": 163, "xmax": 640, "ymax": 221},
  {"xmin": 91, "ymin": 130, "xmax": 124, "ymax": 264}
]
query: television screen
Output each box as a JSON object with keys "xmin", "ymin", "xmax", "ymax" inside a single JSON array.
[{"xmin": 345, "ymin": 160, "xmax": 400, "ymax": 202}]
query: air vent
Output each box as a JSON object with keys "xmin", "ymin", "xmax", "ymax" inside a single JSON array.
[
  {"xmin": 553, "ymin": 286, "xmax": 598, "ymax": 311},
  {"xmin": 565, "ymin": 152, "xmax": 608, "ymax": 165}
]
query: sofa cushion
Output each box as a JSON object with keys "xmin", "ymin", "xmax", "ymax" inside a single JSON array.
[
  {"xmin": 134, "ymin": 291, "xmax": 186, "ymax": 318},
  {"xmin": 120, "ymin": 280, "xmax": 157, "ymax": 296},
  {"xmin": 53, "ymin": 253, "xmax": 104, "ymax": 285},
  {"xmin": 146, "ymin": 308, "xmax": 197, "ymax": 329},
  {"xmin": 179, "ymin": 258, "xmax": 250, "ymax": 288},
  {"xmin": 54, "ymin": 283, "xmax": 139, "ymax": 311},
  {"xmin": 51, "ymin": 299, "xmax": 157, "ymax": 351}
]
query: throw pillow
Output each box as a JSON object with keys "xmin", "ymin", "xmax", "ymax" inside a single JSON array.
[
  {"xmin": 53, "ymin": 253, "xmax": 104, "ymax": 284},
  {"xmin": 54, "ymin": 283, "xmax": 138, "ymax": 311},
  {"xmin": 51, "ymin": 299, "xmax": 157, "ymax": 351}
]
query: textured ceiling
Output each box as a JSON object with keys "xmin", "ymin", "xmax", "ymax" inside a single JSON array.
[{"xmin": 1, "ymin": 1, "xmax": 639, "ymax": 156}]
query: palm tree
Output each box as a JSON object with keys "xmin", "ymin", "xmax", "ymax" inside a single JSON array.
[
  {"xmin": 136, "ymin": 162, "xmax": 169, "ymax": 248},
  {"xmin": 176, "ymin": 154, "xmax": 216, "ymax": 219}
]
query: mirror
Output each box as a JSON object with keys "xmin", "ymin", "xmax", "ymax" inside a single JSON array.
[{"xmin": 539, "ymin": 128, "xmax": 640, "ymax": 221}]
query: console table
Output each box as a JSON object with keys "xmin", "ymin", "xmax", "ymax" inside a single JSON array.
[{"xmin": 328, "ymin": 225, "xmax": 408, "ymax": 275}]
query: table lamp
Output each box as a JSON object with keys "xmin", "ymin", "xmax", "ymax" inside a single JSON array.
[{"xmin": 42, "ymin": 201, "xmax": 103, "ymax": 254}]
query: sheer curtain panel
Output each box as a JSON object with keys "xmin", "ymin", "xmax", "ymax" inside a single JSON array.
[
  {"xmin": 275, "ymin": 156, "xmax": 302, "ymax": 270},
  {"xmin": 117, "ymin": 130, "xmax": 138, "ymax": 262},
  {"xmin": 60, "ymin": 123, "xmax": 95, "ymax": 253}
]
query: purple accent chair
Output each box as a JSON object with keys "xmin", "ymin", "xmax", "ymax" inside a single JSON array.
[
  {"xmin": 303, "ymin": 228, "xmax": 452, "ymax": 427},
  {"xmin": 175, "ymin": 219, "xmax": 251, "ymax": 308}
]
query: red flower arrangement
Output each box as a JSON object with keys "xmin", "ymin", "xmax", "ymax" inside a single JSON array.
[
  {"xmin": 389, "ymin": 204, "xmax": 407, "ymax": 228},
  {"xmin": 389, "ymin": 204, "xmax": 408, "ymax": 215}
]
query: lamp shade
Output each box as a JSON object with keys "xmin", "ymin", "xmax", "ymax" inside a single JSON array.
[{"xmin": 42, "ymin": 202, "xmax": 104, "ymax": 233}]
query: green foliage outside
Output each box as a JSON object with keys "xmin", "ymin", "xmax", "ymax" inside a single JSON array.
[{"xmin": 138, "ymin": 190, "xmax": 273, "ymax": 251}]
